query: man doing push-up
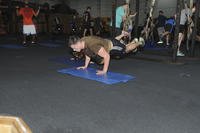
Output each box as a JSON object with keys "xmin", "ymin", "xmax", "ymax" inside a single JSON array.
[{"xmin": 68, "ymin": 31, "xmax": 145, "ymax": 75}]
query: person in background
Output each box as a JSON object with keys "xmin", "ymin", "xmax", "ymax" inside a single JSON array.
[
  {"xmin": 115, "ymin": 2, "xmax": 129, "ymax": 36},
  {"xmin": 16, "ymin": 1, "xmax": 40, "ymax": 46},
  {"xmin": 162, "ymin": 15, "xmax": 176, "ymax": 46},
  {"xmin": 68, "ymin": 31, "xmax": 145, "ymax": 75},
  {"xmin": 156, "ymin": 10, "xmax": 167, "ymax": 44},
  {"xmin": 177, "ymin": 3, "xmax": 194, "ymax": 56},
  {"xmin": 83, "ymin": 6, "xmax": 93, "ymax": 36}
]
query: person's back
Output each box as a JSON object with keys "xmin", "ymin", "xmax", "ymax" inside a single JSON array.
[
  {"xmin": 116, "ymin": 6, "xmax": 125, "ymax": 28},
  {"xmin": 81, "ymin": 36, "xmax": 111, "ymax": 56},
  {"xmin": 157, "ymin": 15, "xmax": 166, "ymax": 27}
]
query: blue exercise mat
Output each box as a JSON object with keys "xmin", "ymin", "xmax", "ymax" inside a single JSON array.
[
  {"xmin": 0, "ymin": 44, "xmax": 25, "ymax": 49},
  {"xmin": 49, "ymin": 56, "xmax": 97, "ymax": 67},
  {"xmin": 58, "ymin": 67, "xmax": 135, "ymax": 84}
]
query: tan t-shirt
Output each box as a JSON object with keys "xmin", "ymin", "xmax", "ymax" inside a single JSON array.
[{"xmin": 80, "ymin": 36, "xmax": 112, "ymax": 57}]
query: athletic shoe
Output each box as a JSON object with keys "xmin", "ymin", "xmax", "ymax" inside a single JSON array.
[
  {"xmin": 31, "ymin": 41, "xmax": 36, "ymax": 44},
  {"xmin": 157, "ymin": 40, "xmax": 163, "ymax": 44},
  {"xmin": 133, "ymin": 38, "xmax": 139, "ymax": 43},
  {"xmin": 22, "ymin": 41, "xmax": 28, "ymax": 47},
  {"xmin": 138, "ymin": 37, "xmax": 145, "ymax": 47},
  {"xmin": 177, "ymin": 51, "xmax": 185, "ymax": 56}
]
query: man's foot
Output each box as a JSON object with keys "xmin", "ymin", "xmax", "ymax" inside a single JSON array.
[
  {"xmin": 157, "ymin": 40, "xmax": 163, "ymax": 44},
  {"xmin": 130, "ymin": 38, "xmax": 138, "ymax": 44},
  {"xmin": 31, "ymin": 41, "xmax": 36, "ymax": 45},
  {"xmin": 177, "ymin": 51, "xmax": 185, "ymax": 56},
  {"xmin": 138, "ymin": 37, "xmax": 145, "ymax": 47},
  {"xmin": 22, "ymin": 41, "xmax": 28, "ymax": 46},
  {"xmin": 132, "ymin": 48, "xmax": 138, "ymax": 53}
]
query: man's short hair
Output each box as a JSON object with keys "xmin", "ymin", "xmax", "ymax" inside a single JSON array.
[
  {"xmin": 87, "ymin": 6, "xmax": 91, "ymax": 10},
  {"xmin": 159, "ymin": 10, "xmax": 163, "ymax": 14},
  {"xmin": 68, "ymin": 35, "xmax": 80, "ymax": 46}
]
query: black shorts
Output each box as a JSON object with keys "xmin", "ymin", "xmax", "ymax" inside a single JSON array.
[
  {"xmin": 110, "ymin": 39, "xmax": 126, "ymax": 56},
  {"xmin": 179, "ymin": 24, "xmax": 186, "ymax": 33},
  {"xmin": 165, "ymin": 24, "xmax": 173, "ymax": 33},
  {"xmin": 83, "ymin": 22, "xmax": 92, "ymax": 29}
]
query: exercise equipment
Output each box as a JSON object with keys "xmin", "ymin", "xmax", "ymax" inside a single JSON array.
[
  {"xmin": 57, "ymin": 67, "xmax": 135, "ymax": 85},
  {"xmin": 0, "ymin": 44, "xmax": 26, "ymax": 49}
]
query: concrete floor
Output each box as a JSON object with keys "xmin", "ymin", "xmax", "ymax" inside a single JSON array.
[{"xmin": 0, "ymin": 36, "xmax": 200, "ymax": 133}]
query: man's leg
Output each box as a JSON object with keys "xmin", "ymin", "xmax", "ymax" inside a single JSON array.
[
  {"xmin": 83, "ymin": 29, "xmax": 87, "ymax": 36},
  {"xmin": 30, "ymin": 25, "xmax": 37, "ymax": 44},
  {"xmin": 23, "ymin": 34, "xmax": 27, "ymax": 45},
  {"xmin": 166, "ymin": 34, "xmax": 170, "ymax": 45},
  {"xmin": 89, "ymin": 28, "xmax": 93, "ymax": 36},
  {"xmin": 177, "ymin": 32, "xmax": 185, "ymax": 56},
  {"xmin": 196, "ymin": 35, "xmax": 200, "ymax": 42},
  {"xmin": 31, "ymin": 34, "xmax": 36, "ymax": 44},
  {"xmin": 125, "ymin": 37, "xmax": 145, "ymax": 53}
]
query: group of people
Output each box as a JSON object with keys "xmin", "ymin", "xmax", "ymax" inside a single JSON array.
[
  {"xmin": 14, "ymin": 1, "xmax": 200, "ymax": 75},
  {"xmin": 69, "ymin": 1, "xmax": 200, "ymax": 74},
  {"xmin": 143, "ymin": 2, "xmax": 198, "ymax": 57},
  {"xmin": 69, "ymin": 2, "xmax": 145, "ymax": 75}
]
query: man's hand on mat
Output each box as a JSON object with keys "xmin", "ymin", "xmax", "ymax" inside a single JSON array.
[
  {"xmin": 77, "ymin": 66, "xmax": 87, "ymax": 70},
  {"xmin": 96, "ymin": 70, "xmax": 107, "ymax": 75}
]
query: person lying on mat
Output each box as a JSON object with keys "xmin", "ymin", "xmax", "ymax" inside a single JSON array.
[{"xmin": 68, "ymin": 31, "xmax": 145, "ymax": 75}]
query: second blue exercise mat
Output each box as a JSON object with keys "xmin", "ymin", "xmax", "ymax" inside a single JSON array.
[
  {"xmin": 0, "ymin": 44, "xmax": 25, "ymax": 49},
  {"xmin": 58, "ymin": 67, "xmax": 135, "ymax": 85}
]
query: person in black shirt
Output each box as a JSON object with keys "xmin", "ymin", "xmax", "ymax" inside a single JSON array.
[
  {"xmin": 156, "ymin": 10, "xmax": 167, "ymax": 44},
  {"xmin": 83, "ymin": 6, "xmax": 93, "ymax": 36}
]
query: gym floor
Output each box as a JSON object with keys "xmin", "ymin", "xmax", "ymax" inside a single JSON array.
[{"xmin": 0, "ymin": 35, "xmax": 200, "ymax": 133}]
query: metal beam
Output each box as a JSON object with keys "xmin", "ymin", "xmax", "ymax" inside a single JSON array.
[
  {"xmin": 191, "ymin": 0, "xmax": 200, "ymax": 56},
  {"xmin": 134, "ymin": 0, "xmax": 139, "ymax": 38}
]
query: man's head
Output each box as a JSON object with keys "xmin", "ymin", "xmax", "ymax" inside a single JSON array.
[
  {"xmin": 123, "ymin": 3, "xmax": 129, "ymax": 10},
  {"xmin": 24, "ymin": 1, "xmax": 29, "ymax": 7},
  {"xmin": 86, "ymin": 6, "xmax": 91, "ymax": 12},
  {"xmin": 159, "ymin": 10, "xmax": 164, "ymax": 15},
  {"xmin": 68, "ymin": 36, "xmax": 83, "ymax": 52}
]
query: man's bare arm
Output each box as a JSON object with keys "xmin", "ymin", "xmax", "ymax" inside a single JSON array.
[
  {"xmin": 77, "ymin": 55, "xmax": 91, "ymax": 69},
  {"xmin": 96, "ymin": 47, "xmax": 110, "ymax": 75}
]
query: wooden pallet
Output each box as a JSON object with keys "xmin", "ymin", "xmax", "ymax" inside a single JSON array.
[{"xmin": 0, "ymin": 116, "xmax": 32, "ymax": 133}]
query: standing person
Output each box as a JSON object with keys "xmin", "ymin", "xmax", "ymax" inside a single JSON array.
[
  {"xmin": 156, "ymin": 10, "xmax": 167, "ymax": 44},
  {"xmin": 177, "ymin": 3, "xmax": 193, "ymax": 56},
  {"xmin": 83, "ymin": 6, "xmax": 93, "ymax": 36},
  {"xmin": 115, "ymin": 2, "xmax": 129, "ymax": 36},
  {"xmin": 16, "ymin": 1, "xmax": 40, "ymax": 46},
  {"xmin": 68, "ymin": 31, "xmax": 145, "ymax": 75},
  {"xmin": 162, "ymin": 16, "xmax": 176, "ymax": 46}
]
